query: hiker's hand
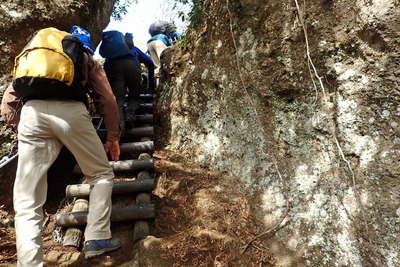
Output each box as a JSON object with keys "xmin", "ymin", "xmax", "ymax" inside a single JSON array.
[
  {"xmin": 104, "ymin": 140, "xmax": 120, "ymax": 161},
  {"xmin": 9, "ymin": 120, "xmax": 19, "ymax": 134}
]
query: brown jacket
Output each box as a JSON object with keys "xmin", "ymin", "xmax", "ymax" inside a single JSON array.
[{"xmin": 0, "ymin": 53, "xmax": 120, "ymax": 141}]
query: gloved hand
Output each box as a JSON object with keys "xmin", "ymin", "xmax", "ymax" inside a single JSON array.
[{"xmin": 104, "ymin": 140, "xmax": 120, "ymax": 161}]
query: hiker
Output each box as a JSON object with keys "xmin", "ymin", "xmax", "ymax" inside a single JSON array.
[
  {"xmin": 1, "ymin": 26, "xmax": 121, "ymax": 266},
  {"xmin": 165, "ymin": 22, "xmax": 182, "ymax": 43},
  {"xmin": 147, "ymin": 21, "xmax": 173, "ymax": 74},
  {"xmin": 169, "ymin": 30, "xmax": 182, "ymax": 43},
  {"xmin": 101, "ymin": 30, "xmax": 142, "ymax": 132},
  {"xmin": 147, "ymin": 21, "xmax": 182, "ymax": 77},
  {"xmin": 125, "ymin": 33, "xmax": 155, "ymax": 93}
]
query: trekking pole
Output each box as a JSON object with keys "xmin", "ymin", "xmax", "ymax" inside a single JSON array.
[{"xmin": 0, "ymin": 152, "xmax": 18, "ymax": 169}]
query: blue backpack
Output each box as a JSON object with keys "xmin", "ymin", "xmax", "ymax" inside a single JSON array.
[
  {"xmin": 99, "ymin": 30, "xmax": 131, "ymax": 59},
  {"xmin": 70, "ymin": 25, "xmax": 95, "ymax": 55}
]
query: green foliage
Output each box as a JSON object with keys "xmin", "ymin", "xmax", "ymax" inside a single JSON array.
[
  {"xmin": 112, "ymin": 0, "xmax": 137, "ymax": 21},
  {"xmin": 178, "ymin": 33, "xmax": 192, "ymax": 50},
  {"xmin": 173, "ymin": 0, "xmax": 205, "ymax": 28}
]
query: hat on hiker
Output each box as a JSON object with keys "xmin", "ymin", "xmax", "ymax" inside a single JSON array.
[{"xmin": 70, "ymin": 25, "xmax": 95, "ymax": 55}]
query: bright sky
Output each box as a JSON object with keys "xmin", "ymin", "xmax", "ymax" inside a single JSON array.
[{"xmin": 94, "ymin": 0, "xmax": 190, "ymax": 57}]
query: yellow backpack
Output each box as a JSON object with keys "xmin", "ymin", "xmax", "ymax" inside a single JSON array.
[{"xmin": 13, "ymin": 27, "xmax": 87, "ymax": 100}]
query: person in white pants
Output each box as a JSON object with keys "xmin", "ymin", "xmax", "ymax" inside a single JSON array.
[
  {"xmin": 14, "ymin": 100, "xmax": 117, "ymax": 265},
  {"xmin": 147, "ymin": 39, "xmax": 168, "ymax": 75},
  {"xmin": 1, "ymin": 27, "xmax": 122, "ymax": 266}
]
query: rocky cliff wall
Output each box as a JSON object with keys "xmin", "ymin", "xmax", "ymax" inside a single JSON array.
[
  {"xmin": 0, "ymin": 0, "xmax": 116, "ymax": 76},
  {"xmin": 159, "ymin": 0, "xmax": 400, "ymax": 265}
]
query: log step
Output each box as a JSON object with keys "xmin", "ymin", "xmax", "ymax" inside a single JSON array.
[
  {"xmin": 133, "ymin": 114, "xmax": 153, "ymax": 123},
  {"xmin": 139, "ymin": 94, "xmax": 154, "ymax": 100},
  {"xmin": 56, "ymin": 205, "xmax": 155, "ymax": 227},
  {"xmin": 139, "ymin": 103, "xmax": 153, "ymax": 110},
  {"xmin": 73, "ymin": 159, "xmax": 154, "ymax": 174},
  {"xmin": 125, "ymin": 126, "xmax": 154, "ymax": 137},
  {"xmin": 110, "ymin": 159, "xmax": 154, "ymax": 172},
  {"xmin": 65, "ymin": 179, "xmax": 155, "ymax": 199},
  {"xmin": 134, "ymin": 156, "xmax": 152, "ymax": 242},
  {"xmin": 99, "ymin": 127, "xmax": 154, "ymax": 139},
  {"xmin": 62, "ymin": 199, "xmax": 88, "ymax": 247},
  {"xmin": 120, "ymin": 141, "xmax": 154, "ymax": 154},
  {"xmin": 93, "ymin": 115, "xmax": 152, "ymax": 129}
]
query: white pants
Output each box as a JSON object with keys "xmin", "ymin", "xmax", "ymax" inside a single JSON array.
[
  {"xmin": 14, "ymin": 100, "xmax": 114, "ymax": 267},
  {"xmin": 147, "ymin": 40, "xmax": 168, "ymax": 75}
]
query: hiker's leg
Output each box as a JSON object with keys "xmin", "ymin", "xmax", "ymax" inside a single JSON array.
[
  {"xmin": 51, "ymin": 101, "xmax": 114, "ymax": 241},
  {"xmin": 14, "ymin": 100, "xmax": 63, "ymax": 267},
  {"xmin": 125, "ymin": 60, "xmax": 142, "ymax": 121},
  {"xmin": 104, "ymin": 61, "xmax": 127, "ymax": 131},
  {"xmin": 153, "ymin": 40, "xmax": 168, "ymax": 62},
  {"xmin": 148, "ymin": 40, "xmax": 167, "ymax": 88},
  {"xmin": 147, "ymin": 41, "xmax": 160, "ymax": 70},
  {"xmin": 148, "ymin": 40, "xmax": 167, "ymax": 74}
]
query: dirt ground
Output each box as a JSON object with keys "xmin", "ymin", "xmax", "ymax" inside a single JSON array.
[
  {"xmin": 0, "ymin": 147, "xmax": 282, "ymax": 266},
  {"xmin": 0, "ymin": 79, "xmax": 17, "ymax": 160},
  {"xmin": 0, "ymin": 120, "xmax": 16, "ymax": 160}
]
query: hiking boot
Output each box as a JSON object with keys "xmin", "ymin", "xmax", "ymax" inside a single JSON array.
[{"xmin": 83, "ymin": 238, "xmax": 121, "ymax": 259}]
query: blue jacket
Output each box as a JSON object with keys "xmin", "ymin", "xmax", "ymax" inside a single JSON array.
[
  {"xmin": 127, "ymin": 47, "xmax": 155, "ymax": 91},
  {"xmin": 105, "ymin": 47, "xmax": 154, "ymax": 72},
  {"xmin": 105, "ymin": 46, "xmax": 155, "ymax": 90},
  {"xmin": 169, "ymin": 32, "xmax": 182, "ymax": 42},
  {"xmin": 128, "ymin": 47, "xmax": 154, "ymax": 69},
  {"xmin": 70, "ymin": 25, "xmax": 95, "ymax": 55},
  {"xmin": 147, "ymin": 33, "xmax": 172, "ymax": 47}
]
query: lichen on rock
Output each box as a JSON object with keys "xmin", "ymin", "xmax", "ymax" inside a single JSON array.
[{"xmin": 159, "ymin": 0, "xmax": 400, "ymax": 265}]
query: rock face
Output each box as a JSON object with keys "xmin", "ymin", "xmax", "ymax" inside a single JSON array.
[
  {"xmin": 159, "ymin": 0, "xmax": 400, "ymax": 266},
  {"xmin": 0, "ymin": 0, "xmax": 116, "ymax": 157},
  {"xmin": 0, "ymin": 0, "xmax": 116, "ymax": 77}
]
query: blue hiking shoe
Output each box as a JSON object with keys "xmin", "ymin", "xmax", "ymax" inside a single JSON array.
[{"xmin": 83, "ymin": 238, "xmax": 121, "ymax": 259}]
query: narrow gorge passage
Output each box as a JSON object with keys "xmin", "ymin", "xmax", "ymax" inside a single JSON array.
[
  {"xmin": 0, "ymin": 87, "xmax": 266, "ymax": 267},
  {"xmin": 2, "ymin": 0, "xmax": 400, "ymax": 266}
]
